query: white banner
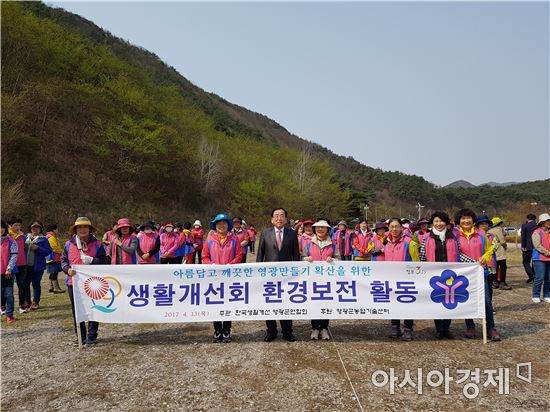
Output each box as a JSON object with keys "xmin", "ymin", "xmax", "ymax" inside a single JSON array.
[{"xmin": 73, "ymin": 261, "xmax": 485, "ymax": 323}]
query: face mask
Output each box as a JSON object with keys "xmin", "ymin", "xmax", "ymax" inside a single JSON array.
[
  {"xmin": 144, "ymin": 229, "xmax": 153, "ymax": 234},
  {"xmin": 165, "ymin": 227, "xmax": 173, "ymax": 233}
]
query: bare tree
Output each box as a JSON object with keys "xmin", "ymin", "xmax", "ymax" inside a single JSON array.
[
  {"xmin": 1, "ymin": 179, "xmax": 26, "ymax": 214},
  {"xmin": 294, "ymin": 142, "xmax": 319, "ymax": 193},
  {"xmin": 198, "ymin": 137, "xmax": 222, "ymax": 195}
]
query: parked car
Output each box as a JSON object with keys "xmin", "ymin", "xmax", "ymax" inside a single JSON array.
[{"xmin": 504, "ymin": 226, "xmax": 517, "ymax": 235}]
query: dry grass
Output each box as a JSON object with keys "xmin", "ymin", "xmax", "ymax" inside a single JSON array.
[{"xmin": 1, "ymin": 264, "xmax": 549, "ymax": 411}]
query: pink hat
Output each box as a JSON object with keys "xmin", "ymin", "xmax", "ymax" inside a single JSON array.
[{"xmin": 116, "ymin": 218, "xmax": 134, "ymax": 235}]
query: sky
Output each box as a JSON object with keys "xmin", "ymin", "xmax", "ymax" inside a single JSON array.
[{"xmin": 50, "ymin": 1, "xmax": 549, "ymax": 186}]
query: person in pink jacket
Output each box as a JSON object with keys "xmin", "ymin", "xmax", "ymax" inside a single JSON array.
[
  {"xmin": 302, "ymin": 219, "xmax": 338, "ymax": 340},
  {"xmin": 159, "ymin": 223, "xmax": 180, "ymax": 264},
  {"xmin": 202, "ymin": 214, "xmax": 242, "ymax": 343}
]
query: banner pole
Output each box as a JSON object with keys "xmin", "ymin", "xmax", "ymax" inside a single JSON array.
[
  {"xmin": 482, "ymin": 318, "xmax": 487, "ymax": 345},
  {"xmin": 72, "ymin": 275, "xmax": 84, "ymax": 350}
]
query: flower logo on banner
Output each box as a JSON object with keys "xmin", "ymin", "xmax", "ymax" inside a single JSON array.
[
  {"xmin": 429, "ymin": 269, "xmax": 469, "ymax": 310},
  {"xmin": 83, "ymin": 276, "xmax": 122, "ymax": 313}
]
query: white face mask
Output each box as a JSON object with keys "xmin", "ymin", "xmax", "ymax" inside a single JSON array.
[
  {"xmin": 144, "ymin": 229, "xmax": 153, "ymax": 234},
  {"xmin": 165, "ymin": 227, "xmax": 173, "ymax": 233}
]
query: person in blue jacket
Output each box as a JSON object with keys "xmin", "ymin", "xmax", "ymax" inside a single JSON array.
[{"xmin": 24, "ymin": 221, "xmax": 52, "ymax": 310}]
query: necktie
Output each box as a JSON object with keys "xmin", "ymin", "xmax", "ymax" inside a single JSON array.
[{"xmin": 276, "ymin": 229, "xmax": 282, "ymax": 251}]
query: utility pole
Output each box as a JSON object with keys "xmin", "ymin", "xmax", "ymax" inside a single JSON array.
[
  {"xmin": 363, "ymin": 204, "xmax": 369, "ymax": 221},
  {"xmin": 416, "ymin": 202, "xmax": 425, "ymax": 220}
]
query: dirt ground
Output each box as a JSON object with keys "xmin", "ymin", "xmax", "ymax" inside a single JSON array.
[{"xmin": 1, "ymin": 248, "xmax": 549, "ymax": 411}]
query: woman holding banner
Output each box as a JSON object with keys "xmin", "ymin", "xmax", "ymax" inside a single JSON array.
[
  {"xmin": 419, "ymin": 211, "xmax": 459, "ymax": 339},
  {"xmin": 61, "ymin": 217, "xmax": 110, "ymax": 346},
  {"xmin": 384, "ymin": 218, "xmax": 419, "ymax": 341},
  {"xmin": 202, "ymin": 213, "xmax": 242, "ymax": 343},
  {"xmin": 454, "ymin": 209, "xmax": 501, "ymax": 342}
]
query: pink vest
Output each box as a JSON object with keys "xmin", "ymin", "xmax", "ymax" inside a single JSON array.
[
  {"xmin": 304, "ymin": 238, "xmax": 335, "ymax": 261},
  {"xmin": 384, "ymin": 235, "xmax": 412, "ymax": 262},
  {"xmin": 1, "ymin": 237, "xmax": 14, "ymax": 274},
  {"xmin": 416, "ymin": 231, "xmax": 430, "ymax": 246},
  {"xmin": 137, "ymin": 232, "xmax": 159, "ymax": 264},
  {"xmin": 299, "ymin": 233, "xmax": 313, "ymax": 252},
  {"xmin": 424, "ymin": 235, "xmax": 459, "ymax": 262},
  {"xmin": 334, "ymin": 230, "xmax": 353, "ymax": 256},
  {"xmin": 13, "ymin": 235, "xmax": 26, "ymax": 266},
  {"xmin": 353, "ymin": 231, "xmax": 372, "ymax": 254},
  {"xmin": 160, "ymin": 232, "xmax": 179, "ymax": 258},
  {"xmin": 456, "ymin": 229, "xmax": 485, "ymax": 261},
  {"xmin": 110, "ymin": 234, "xmax": 137, "ymax": 265},
  {"xmin": 248, "ymin": 228, "xmax": 256, "ymax": 242},
  {"xmin": 202, "ymin": 233, "xmax": 241, "ymax": 265},
  {"xmin": 65, "ymin": 238, "xmax": 101, "ymax": 286},
  {"xmin": 370, "ymin": 235, "xmax": 386, "ymax": 261}
]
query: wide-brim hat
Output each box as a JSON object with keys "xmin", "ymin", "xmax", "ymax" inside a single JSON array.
[
  {"xmin": 374, "ymin": 222, "xmax": 387, "ymax": 231},
  {"xmin": 210, "ymin": 214, "xmax": 233, "ymax": 231},
  {"xmin": 193, "ymin": 220, "xmax": 202, "ymax": 227},
  {"xmin": 115, "ymin": 218, "xmax": 135, "ymax": 235},
  {"xmin": 312, "ymin": 220, "xmax": 331, "ymax": 229},
  {"xmin": 69, "ymin": 217, "xmax": 96, "ymax": 236},
  {"xmin": 302, "ymin": 219, "xmax": 314, "ymax": 226},
  {"xmin": 141, "ymin": 220, "xmax": 155, "ymax": 229},
  {"xmin": 491, "ymin": 217, "xmax": 503, "ymax": 227},
  {"xmin": 475, "ymin": 214, "xmax": 491, "ymax": 226},
  {"xmin": 417, "ymin": 218, "xmax": 429, "ymax": 225},
  {"xmin": 337, "ymin": 220, "xmax": 348, "ymax": 227},
  {"xmin": 537, "ymin": 213, "xmax": 550, "ymax": 225}
]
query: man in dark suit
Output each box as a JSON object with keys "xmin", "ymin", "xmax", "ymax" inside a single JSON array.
[
  {"xmin": 257, "ymin": 207, "xmax": 300, "ymax": 342},
  {"xmin": 521, "ymin": 214, "xmax": 537, "ymax": 283}
]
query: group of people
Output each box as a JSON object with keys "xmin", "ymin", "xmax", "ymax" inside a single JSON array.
[{"xmin": 1, "ymin": 209, "xmax": 549, "ymax": 347}]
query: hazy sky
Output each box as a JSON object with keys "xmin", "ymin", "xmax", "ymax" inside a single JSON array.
[{"xmin": 51, "ymin": 1, "xmax": 549, "ymax": 186}]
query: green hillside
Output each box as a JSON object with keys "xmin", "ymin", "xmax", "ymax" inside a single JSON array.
[{"xmin": 1, "ymin": 2, "xmax": 548, "ymax": 229}]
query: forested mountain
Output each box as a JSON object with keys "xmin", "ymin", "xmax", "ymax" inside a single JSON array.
[{"xmin": 2, "ymin": 2, "xmax": 548, "ymax": 229}]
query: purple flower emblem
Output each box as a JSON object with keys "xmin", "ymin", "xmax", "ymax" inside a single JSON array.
[{"xmin": 430, "ymin": 269, "xmax": 469, "ymax": 310}]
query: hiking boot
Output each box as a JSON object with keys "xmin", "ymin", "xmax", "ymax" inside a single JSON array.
[
  {"xmin": 401, "ymin": 329, "xmax": 413, "ymax": 341},
  {"xmin": 320, "ymin": 329, "xmax": 330, "ymax": 340},
  {"xmin": 464, "ymin": 327, "xmax": 476, "ymax": 339},
  {"xmin": 488, "ymin": 329, "xmax": 502, "ymax": 342},
  {"xmin": 499, "ymin": 283, "xmax": 512, "ymax": 290},
  {"xmin": 212, "ymin": 331, "xmax": 222, "ymax": 343},
  {"xmin": 53, "ymin": 279, "xmax": 66, "ymax": 293},
  {"xmin": 222, "ymin": 331, "xmax": 232, "ymax": 343},
  {"xmin": 389, "ymin": 325, "xmax": 402, "ymax": 339},
  {"xmin": 310, "ymin": 329, "xmax": 319, "ymax": 340}
]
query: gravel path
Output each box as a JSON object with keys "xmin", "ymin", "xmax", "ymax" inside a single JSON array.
[{"xmin": 2, "ymin": 264, "xmax": 549, "ymax": 411}]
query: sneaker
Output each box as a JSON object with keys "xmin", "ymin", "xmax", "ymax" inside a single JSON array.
[
  {"xmin": 49, "ymin": 288, "xmax": 54, "ymax": 293},
  {"xmin": 499, "ymin": 283, "xmax": 512, "ymax": 290},
  {"xmin": 401, "ymin": 329, "xmax": 413, "ymax": 341},
  {"xmin": 85, "ymin": 338, "xmax": 97, "ymax": 346},
  {"xmin": 544, "ymin": 298, "xmax": 550, "ymax": 303},
  {"xmin": 435, "ymin": 331, "xmax": 445, "ymax": 340},
  {"xmin": 532, "ymin": 298, "xmax": 541, "ymax": 303},
  {"xmin": 222, "ymin": 331, "xmax": 232, "ymax": 343},
  {"xmin": 310, "ymin": 329, "xmax": 319, "ymax": 340},
  {"xmin": 526, "ymin": 277, "xmax": 534, "ymax": 283},
  {"xmin": 464, "ymin": 327, "xmax": 476, "ymax": 339},
  {"xmin": 488, "ymin": 329, "xmax": 502, "ymax": 342},
  {"xmin": 18, "ymin": 307, "xmax": 27, "ymax": 314},
  {"xmin": 389, "ymin": 325, "xmax": 402, "ymax": 339},
  {"xmin": 492, "ymin": 282, "xmax": 500, "ymax": 289},
  {"xmin": 0, "ymin": 309, "xmax": 5, "ymax": 316},
  {"xmin": 6, "ymin": 315, "xmax": 15, "ymax": 324},
  {"xmin": 320, "ymin": 329, "xmax": 330, "ymax": 340},
  {"xmin": 212, "ymin": 331, "xmax": 222, "ymax": 343},
  {"xmin": 30, "ymin": 302, "xmax": 39, "ymax": 310}
]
